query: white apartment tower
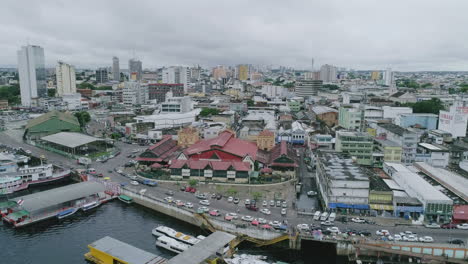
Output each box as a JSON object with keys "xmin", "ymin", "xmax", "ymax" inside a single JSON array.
[
  {"xmin": 320, "ymin": 64, "xmax": 337, "ymax": 82},
  {"xmin": 384, "ymin": 68, "xmax": 393, "ymax": 86},
  {"xmin": 112, "ymin": 56, "xmax": 120, "ymax": 81},
  {"xmin": 17, "ymin": 45, "xmax": 47, "ymax": 106},
  {"xmin": 56, "ymin": 61, "xmax": 76, "ymax": 96},
  {"xmin": 123, "ymin": 81, "xmax": 148, "ymax": 106},
  {"xmin": 162, "ymin": 66, "xmax": 189, "ymax": 93}
]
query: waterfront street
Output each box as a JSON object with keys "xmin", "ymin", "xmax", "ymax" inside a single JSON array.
[{"xmin": 1, "ymin": 130, "xmax": 468, "ymax": 245}]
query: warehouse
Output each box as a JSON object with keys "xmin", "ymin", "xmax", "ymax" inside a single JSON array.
[
  {"xmin": 39, "ymin": 132, "xmax": 111, "ymax": 159},
  {"xmin": 23, "ymin": 110, "xmax": 81, "ymax": 141}
]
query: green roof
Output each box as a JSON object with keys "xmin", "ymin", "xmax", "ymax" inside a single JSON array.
[
  {"xmin": 119, "ymin": 195, "xmax": 133, "ymax": 201},
  {"xmin": 8, "ymin": 210, "xmax": 29, "ymax": 220},
  {"xmin": 26, "ymin": 110, "xmax": 80, "ymax": 129},
  {"xmin": 0, "ymin": 201, "xmax": 17, "ymax": 209}
]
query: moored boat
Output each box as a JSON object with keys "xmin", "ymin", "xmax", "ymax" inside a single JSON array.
[
  {"xmin": 152, "ymin": 225, "xmax": 203, "ymax": 246},
  {"xmin": 57, "ymin": 208, "xmax": 78, "ymax": 219},
  {"xmin": 118, "ymin": 195, "xmax": 133, "ymax": 204},
  {"xmin": 155, "ymin": 235, "xmax": 189, "ymax": 254},
  {"xmin": 82, "ymin": 201, "xmax": 100, "ymax": 212}
]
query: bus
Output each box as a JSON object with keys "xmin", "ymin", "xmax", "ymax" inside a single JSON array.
[
  {"xmin": 320, "ymin": 212, "xmax": 329, "ymax": 221},
  {"xmin": 328, "ymin": 212, "xmax": 336, "ymax": 222}
]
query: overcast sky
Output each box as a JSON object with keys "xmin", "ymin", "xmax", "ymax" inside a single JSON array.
[{"xmin": 1, "ymin": 0, "xmax": 467, "ymax": 71}]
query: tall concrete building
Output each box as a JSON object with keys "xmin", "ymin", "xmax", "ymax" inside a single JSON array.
[
  {"xmin": 128, "ymin": 58, "xmax": 142, "ymax": 81},
  {"xmin": 123, "ymin": 81, "xmax": 148, "ymax": 106},
  {"xmin": 295, "ymin": 80, "xmax": 323, "ymax": 97},
  {"xmin": 237, "ymin": 65, "xmax": 249, "ymax": 81},
  {"xmin": 95, "ymin": 68, "xmax": 108, "ymax": 83},
  {"xmin": 17, "ymin": 45, "xmax": 47, "ymax": 106},
  {"xmin": 320, "ymin": 64, "xmax": 337, "ymax": 82},
  {"xmin": 384, "ymin": 68, "xmax": 393, "ymax": 86},
  {"xmin": 112, "ymin": 57, "xmax": 120, "ymax": 81},
  {"xmin": 55, "ymin": 61, "xmax": 76, "ymax": 96},
  {"xmin": 162, "ymin": 66, "xmax": 189, "ymax": 93},
  {"xmin": 212, "ymin": 66, "xmax": 227, "ymax": 80}
]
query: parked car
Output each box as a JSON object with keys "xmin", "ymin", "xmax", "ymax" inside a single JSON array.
[
  {"xmin": 130, "ymin": 181, "xmax": 139, "ymax": 185},
  {"xmin": 199, "ymin": 200, "xmax": 210, "ymax": 206},
  {"xmin": 281, "ymin": 209, "xmax": 287, "ymax": 216},
  {"xmin": 165, "ymin": 190, "xmax": 174, "ymax": 196},
  {"xmin": 419, "ymin": 236, "xmax": 434, "ymax": 243},
  {"xmin": 227, "ymin": 196, "xmax": 234, "ymax": 202},
  {"xmin": 260, "ymin": 208, "xmax": 271, "ymax": 215},
  {"xmin": 269, "ymin": 221, "xmax": 282, "ymax": 228},
  {"xmin": 351, "ymin": 218, "xmax": 366, "ymax": 223},
  {"xmin": 403, "ymin": 235, "xmax": 418, "ymax": 242},
  {"xmin": 185, "ymin": 187, "xmax": 196, "ymax": 193},
  {"xmin": 242, "ymin": 215, "xmax": 254, "ymax": 221},
  {"xmin": 211, "ymin": 193, "xmax": 217, "ymax": 199},
  {"xmin": 393, "ymin": 234, "xmax": 403, "ymax": 241},
  {"xmin": 320, "ymin": 220, "xmax": 334, "ymax": 226},
  {"xmin": 441, "ymin": 223, "xmax": 458, "ymax": 229},
  {"xmin": 457, "ymin": 223, "xmax": 468, "ymax": 230},
  {"xmin": 216, "ymin": 194, "xmax": 222, "ymax": 200},
  {"xmin": 326, "ymin": 227, "xmax": 340, "ymax": 233},
  {"xmin": 376, "ymin": 230, "xmax": 390, "ymax": 236},
  {"xmin": 297, "ymin": 224, "xmax": 309, "ymax": 231},
  {"xmin": 196, "ymin": 193, "xmax": 207, "ymax": 199},
  {"xmin": 198, "ymin": 206, "xmax": 209, "ymax": 213},
  {"xmin": 175, "ymin": 200, "xmax": 184, "ymax": 207},
  {"xmin": 282, "ymin": 201, "xmax": 287, "ymax": 208},
  {"xmin": 424, "ymin": 223, "xmax": 440, "ymax": 229},
  {"xmin": 164, "ymin": 197, "xmax": 173, "ymax": 203},
  {"xmin": 270, "ymin": 200, "xmax": 275, "ymax": 206},
  {"xmin": 246, "ymin": 204, "xmax": 258, "ymax": 211},
  {"xmin": 448, "ymin": 239, "xmax": 465, "ymax": 245},
  {"xmin": 358, "ymin": 231, "xmax": 371, "ymax": 237},
  {"xmin": 262, "ymin": 200, "xmax": 268, "ymax": 207},
  {"xmin": 209, "ymin": 210, "xmax": 221, "ymax": 216},
  {"xmin": 233, "ymin": 198, "xmax": 240, "ymax": 204},
  {"xmin": 244, "ymin": 199, "xmax": 251, "ymax": 205},
  {"xmin": 276, "ymin": 200, "xmax": 281, "ymax": 207},
  {"xmin": 226, "ymin": 212, "xmax": 238, "ymax": 219},
  {"xmin": 258, "ymin": 218, "xmax": 267, "ymax": 224},
  {"xmin": 184, "ymin": 202, "xmax": 193, "ymax": 208}
]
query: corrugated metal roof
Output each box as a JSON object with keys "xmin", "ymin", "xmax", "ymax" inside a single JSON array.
[
  {"xmin": 26, "ymin": 110, "xmax": 79, "ymax": 129},
  {"xmin": 12, "ymin": 181, "xmax": 106, "ymax": 212},
  {"xmin": 41, "ymin": 132, "xmax": 103, "ymax": 148}
]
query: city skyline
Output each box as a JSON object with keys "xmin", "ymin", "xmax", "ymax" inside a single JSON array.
[{"xmin": 1, "ymin": 1, "xmax": 468, "ymax": 71}]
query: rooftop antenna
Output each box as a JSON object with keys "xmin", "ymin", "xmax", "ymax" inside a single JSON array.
[{"xmin": 311, "ymin": 58, "xmax": 314, "ymax": 71}]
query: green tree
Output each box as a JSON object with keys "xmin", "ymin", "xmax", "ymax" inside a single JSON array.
[
  {"xmin": 0, "ymin": 84, "xmax": 20, "ymax": 104},
  {"xmin": 283, "ymin": 83, "xmax": 294, "ymax": 88},
  {"xmin": 93, "ymin": 85, "xmax": 112, "ymax": 90},
  {"xmin": 188, "ymin": 179, "xmax": 198, "ymax": 187},
  {"xmin": 200, "ymin": 108, "xmax": 220, "ymax": 117},
  {"xmin": 252, "ymin": 191, "xmax": 263, "ymax": 201},
  {"xmin": 403, "ymin": 98, "xmax": 445, "ymax": 114},
  {"xmin": 47, "ymin": 89, "xmax": 56, "ymax": 97},
  {"xmin": 226, "ymin": 188, "xmax": 238, "ymax": 196},
  {"xmin": 323, "ymin": 84, "xmax": 339, "ymax": 90},
  {"xmin": 74, "ymin": 111, "xmax": 91, "ymax": 127},
  {"xmin": 110, "ymin": 132, "xmax": 122, "ymax": 140},
  {"xmin": 78, "ymin": 82, "xmax": 96, "ymax": 90},
  {"xmin": 247, "ymin": 99, "xmax": 254, "ymax": 107}
]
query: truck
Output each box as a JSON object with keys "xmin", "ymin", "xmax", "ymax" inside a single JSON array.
[{"xmin": 78, "ymin": 157, "xmax": 92, "ymax": 165}]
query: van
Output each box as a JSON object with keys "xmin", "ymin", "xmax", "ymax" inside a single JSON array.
[
  {"xmin": 313, "ymin": 211, "xmax": 321, "ymax": 220},
  {"xmin": 320, "ymin": 212, "xmax": 329, "ymax": 221},
  {"xmin": 328, "ymin": 212, "xmax": 336, "ymax": 222}
]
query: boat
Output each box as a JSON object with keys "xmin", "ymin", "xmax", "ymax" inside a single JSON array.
[
  {"xmin": 0, "ymin": 164, "xmax": 70, "ymax": 195},
  {"xmin": 152, "ymin": 226, "xmax": 203, "ymax": 246},
  {"xmin": 118, "ymin": 195, "xmax": 133, "ymax": 204},
  {"xmin": 57, "ymin": 208, "xmax": 78, "ymax": 219},
  {"xmin": 225, "ymin": 254, "xmax": 270, "ymax": 264},
  {"xmin": 155, "ymin": 235, "xmax": 189, "ymax": 254},
  {"xmin": 82, "ymin": 201, "xmax": 100, "ymax": 212},
  {"xmin": 307, "ymin": 191, "xmax": 317, "ymax": 196}
]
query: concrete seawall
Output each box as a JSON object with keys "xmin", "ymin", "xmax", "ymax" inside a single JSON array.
[{"xmin": 122, "ymin": 189, "xmax": 286, "ymax": 241}]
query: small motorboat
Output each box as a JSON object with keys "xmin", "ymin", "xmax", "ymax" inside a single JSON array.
[
  {"xmin": 57, "ymin": 208, "xmax": 78, "ymax": 219},
  {"xmin": 82, "ymin": 201, "xmax": 100, "ymax": 212},
  {"xmin": 118, "ymin": 195, "xmax": 133, "ymax": 204},
  {"xmin": 307, "ymin": 191, "xmax": 317, "ymax": 197}
]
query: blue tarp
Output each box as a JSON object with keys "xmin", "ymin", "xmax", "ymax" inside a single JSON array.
[{"xmin": 329, "ymin": 203, "xmax": 369, "ymax": 209}]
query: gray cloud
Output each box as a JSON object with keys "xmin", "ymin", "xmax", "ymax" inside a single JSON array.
[{"xmin": 1, "ymin": 0, "xmax": 468, "ymax": 71}]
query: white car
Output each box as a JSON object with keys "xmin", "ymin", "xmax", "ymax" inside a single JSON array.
[
  {"xmin": 320, "ymin": 220, "xmax": 334, "ymax": 226},
  {"xmin": 130, "ymin": 181, "xmax": 139, "ymax": 185},
  {"xmin": 164, "ymin": 196, "xmax": 173, "ymax": 203},
  {"xmin": 393, "ymin": 234, "xmax": 403, "ymax": 241},
  {"xmin": 269, "ymin": 221, "xmax": 282, "ymax": 228},
  {"xmin": 270, "ymin": 200, "xmax": 275, "ymax": 206},
  {"xmin": 262, "ymin": 200, "xmax": 268, "ymax": 207},
  {"xmin": 457, "ymin": 223, "xmax": 468, "ymax": 230},
  {"xmin": 282, "ymin": 201, "xmax": 287, "ymax": 208},
  {"xmin": 425, "ymin": 223, "xmax": 441, "ymax": 229},
  {"xmin": 351, "ymin": 218, "xmax": 366, "ymax": 223},
  {"xmin": 130, "ymin": 175, "xmax": 137, "ymax": 180},
  {"xmin": 403, "ymin": 235, "xmax": 418, "ymax": 242},
  {"xmin": 297, "ymin": 224, "xmax": 309, "ymax": 231},
  {"xmin": 258, "ymin": 218, "xmax": 267, "ymax": 224},
  {"xmin": 199, "ymin": 200, "xmax": 210, "ymax": 206},
  {"xmin": 260, "ymin": 208, "xmax": 271, "ymax": 215},
  {"xmin": 198, "ymin": 206, "xmax": 209, "ymax": 212},
  {"xmin": 227, "ymin": 196, "xmax": 234, "ymax": 202},
  {"xmin": 281, "ymin": 209, "xmax": 287, "ymax": 216},
  {"xmin": 226, "ymin": 212, "xmax": 238, "ymax": 219},
  {"xmin": 184, "ymin": 202, "xmax": 193, "ymax": 208},
  {"xmin": 242, "ymin": 215, "xmax": 254, "ymax": 221},
  {"xmin": 326, "ymin": 227, "xmax": 340, "ymax": 233},
  {"xmin": 419, "ymin": 236, "xmax": 434, "ymax": 243},
  {"xmin": 376, "ymin": 230, "xmax": 390, "ymax": 236},
  {"xmin": 244, "ymin": 199, "xmax": 250, "ymax": 205}
]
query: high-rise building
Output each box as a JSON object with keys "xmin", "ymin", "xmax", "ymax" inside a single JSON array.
[
  {"xmin": 17, "ymin": 45, "xmax": 47, "ymax": 106},
  {"xmin": 212, "ymin": 66, "xmax": 227, "ymax": 80},
  {"xmin": 304, "ymin": 71, "xmax": 321, "ymax": 80},
  {"xmin": 123, "ymin": 81, "xmax": 148, "ymax": 106},
  {"xmin": 370, "ymin": 71, "xmax": 381, "ymax": 80},
  {"xmin": 128, "ymin": 58, "xmax": 142, "ymax": 81},
  {"xmin": 112, "ymin": 57, "xmax": 120, "ymax": 81},
  {"xmin": 56, "ymin": 61, "xmax": 76, "ymax": 96},
  {"xmin": 148, "ymin": 83, "xmax": 184, "ymax": 103},
  {"xmin": 295, "ymin": 80, "xmax": 323, "ymax": 97},
  {"xmin": 162, "ymin": 66, "xmax": 189, "ymax": 93},
  {"xmin": 320, "ymin": 64, "xmax": 337, "ymax": 82},
  {"xmin": 96, "ymin": 68, "xmax": 108, "ymax": 83},
  {"xmin": 384, "ymin": 68, "xmax": 393, "ymax": 86},
  {"xmin": 237, "ymin": 65, "xmax": 249, "ymax": 81}
]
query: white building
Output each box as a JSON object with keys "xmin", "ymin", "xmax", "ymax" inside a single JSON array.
[
  {"xmin": 383, "ymin": 68, "xmax": 393, "ymax": 86},
  {"xmin": 56, "ymin": 61, "xmax": 76, "ymax": 96},
  {"xmin": 134, "ymin": 108, "xmax": 201, "ymax": 130},
  {"xmin": 123, "ymin": 81, "xmax": 148, "ymax": 106},
  {"xmin": 112, "ymin": 56, "xmax": 120, "ymax": 81},
  {"xmin": 160, "ymin": 92, "xmax": 193, "ymax": 114},
  {"xmin": 202, "ymin": 122, "xmax": 227, "ymax": 139},
  {"xmin": 261, "ymin": 85, "xmax": 285, "ymax": 98},
  {"xmin": 316, "ymin": 151, "xmax": 370, "ymax": 210},
  {"xmin": 320, "ymin": 64, "xmax": 337, "ymax": 82},
  {"xmin": 17, "ymin": 45, "xmax": 47, "ymax": 106},
  {"xmin": 438, "ymin": 100, "xmax": 468, "ymax": 138},
  {"xmin": 415, "ymin": 143, "xmax": 449, "ymax": 168},
  {"xmin": 62, "ymin": 93, "xmax": 82, "ymax": 110},
  {"xmin": 382, "ymin": 106, "xmax": 413, "ymax": 119},
  {"xmin": 162, "ymin": 66, "xmax": 190, "ymax": 93}
]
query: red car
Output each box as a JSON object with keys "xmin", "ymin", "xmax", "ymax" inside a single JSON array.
[
  {"xmin": 441, "ymin": 223, "xmax": 457, "ymax": 229},
  {"xmin": 246, "ymin": 204, "xmax": 258, "ymax": 211},
  {"xmin": 209, "ymin": 210, "xmax": 220, "ymax": 216},
  {"xmin": 185, "ymin": 187, "xmax": 197, "ymax": 193}
]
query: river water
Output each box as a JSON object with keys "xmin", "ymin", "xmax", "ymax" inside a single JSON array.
[{"xmin": 0, "ymin": 183, "xmax": 345, "ymax": 264}]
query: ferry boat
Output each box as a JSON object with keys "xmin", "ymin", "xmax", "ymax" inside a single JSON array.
[
  {"xmin": 118, "ymin": 195, "xmax": 133, "ymax": 204},
  {"xmin": 152, "ymin": 226, "xmax": 205, "ymax": 246},
  {"xmin": 82, "ymin": 201, "xmax": 100, "ymax": 212},
  {"xmin": 57, "ymin": 208, "xmax": 78, "ymax": 219},
  {"xmin": 155, "ymin": 235, "xmax": 189, "ymax": 254},
  {"xmin": 0, "ymin": 164, "xmax": 70, "ymax": 195}
]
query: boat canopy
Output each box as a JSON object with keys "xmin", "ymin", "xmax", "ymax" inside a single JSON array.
[{"xmin": 119, "ymin": 195, "xmax": 133, "ymax": 201}]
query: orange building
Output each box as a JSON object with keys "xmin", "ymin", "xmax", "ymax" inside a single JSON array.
[
  {"xmin": 256, "ymin": 130, "xmax": 275, "ymax": 151},
  {"xmin": 177, "ymin": 126, "xmax": 200, "ymax": 147}
]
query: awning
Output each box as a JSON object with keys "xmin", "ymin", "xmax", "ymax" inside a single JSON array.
[
  {"xmin": 370, "ymin": 204, "xmax": 394, "ymax": 211},
  {"xmin": 136, "ymin": 157, "xmax": 162, "ymax": 162}
]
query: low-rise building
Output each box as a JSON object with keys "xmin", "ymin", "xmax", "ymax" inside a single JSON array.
[
  {"xmin": 160, "ymin": 93, "xmax": 193, "ymax": 114},
  {"xmin": 415, "ymin": 143, "xmax": 449, "ymax": 168},
  {"xmin": 395, "ymin": 113, "xmax": 438, "ymax": 130},
  {"xmin": 338, "ymin": 105, "xmax": 362, "ymax": 130},
  {"xmin": 310, "ymin": 134, "xmax": 334, "ymax": 150},
  {"xmin": 374, "ymin": 123, "xmax": 418, "ymax": 164},
  {"xmin": 311, "ymin": 106, "xmax": 338, "ymax": 127},
  {"xmin": 335, "ymin": 131, "xmax": 373, "ymax": 166},
  {"xmin": 315, "ymin": 151, "xmax": 370, "ymax": 211},
  {"xmin": 373, "ymin": 138, "xmax": 402, "ymax": 167},
  {"xmin": 24, "ymin": 110, "xmax": 81, "ymax": 141},
  {"xmin": 383, "ymin": 162, "xmax": 453, "ymax": 222}
]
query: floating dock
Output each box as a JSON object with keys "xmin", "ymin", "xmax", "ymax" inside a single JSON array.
[
  {"xmin": 2, "ymin": 181, "xmax": 114, "ymax": 227},
  {"xmin": 85, "ymin": 236, "xmax": 167, "ymax": 264}
]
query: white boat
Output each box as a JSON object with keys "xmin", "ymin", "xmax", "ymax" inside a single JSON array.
[
  {"xmin": 307, "ymin": 191, "xmax": 317, "ymax": 196},
  {"xmin": 57, "ymin": 208, "xmax": 78, "ymax": 219},
  {"xmin": 313, "ymin": 211, "xmax": 321, "ymax": 220},
  {"xmin": 320, "ymin": 212, "xmax": 329, "ymax": 221},
  {"xmin": 0, "ymin": 164, "xmax": 70, "ymax": 195},
  {"xmin": 81, "ymin": 201, "xmax": 100, "ymax": 212},
  {"xmin": 152, "ymin": 226, "xmax": 202, "ymax": 246},
  {"xmin": 155, "ymin": 235, "xmax": 189, "ymax": 254}
]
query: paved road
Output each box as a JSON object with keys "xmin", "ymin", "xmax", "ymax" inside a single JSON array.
[{"xmin": 1, "ymin": 131, "xmax": 468, "ymax": 245}]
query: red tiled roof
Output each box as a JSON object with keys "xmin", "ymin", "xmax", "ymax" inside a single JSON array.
[
  {"xmin": 149, "ymin": 135, "xmax": 172, "ymax": 151},
  {"xmin": 211, "ymin": 161, "xmax": 232, "ymax": 170},
  {"xmin": 168, "ymin": 160, "xmax": 250, "ymax": 171},
  {"xmin": 150, "ymin": 163, "xmax": 163, "ymax": 168},
  {"xmin": 169, "ymin": 160, "xmax": 187, "ymax": 169},
  {"xmin": 136, "ymin": 157, "xmax": 163, "ymax": 162},
  {"xmin": 261, "ymin": 168, "xmax": 273, "ymax": 173}
]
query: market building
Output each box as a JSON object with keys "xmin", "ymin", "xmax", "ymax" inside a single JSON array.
[{"xmin": 24, "ymin": 110, "xmax": 81, "ymax": 141}]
